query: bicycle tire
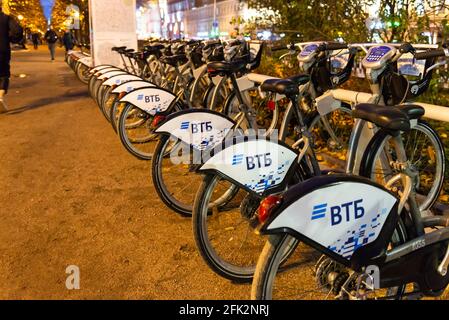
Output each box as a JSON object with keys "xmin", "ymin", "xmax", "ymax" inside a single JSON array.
[
  {"xmin": 251, "ymin": 219, "xmax": 408, "ymax": 300},
  {"xmin": 360, "ymin": 120, "xmax": 445, "ymax": 212}
]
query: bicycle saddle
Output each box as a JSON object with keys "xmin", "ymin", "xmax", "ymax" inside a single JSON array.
[
  {"xmin": 111, "ymin": 46, "xmax": 126, "ymax": 52},
  {"xmin": 287, "ymin": 74, "xmax": 310, "ymax": 86},
  {"xmin": 160, "ymin": 54, "xmax": 188, "ymax": 66},
  {"xmin": 144, "ymin": 44, "xmax": 165, "ymax": 52},
  {"xmin": 260, "ymin": 79, "xmax": 299, "ymax": 96},
  {"xmin": 396, "ymin": 104, "xmax": 425, "ymax": 120},
  {"xmin": 207, "ymin": 60, "xmax": 247, "ymax": 76},
  {"xmin": 352, "ymin": 104, "xmax": 412, "ymax": 131}
]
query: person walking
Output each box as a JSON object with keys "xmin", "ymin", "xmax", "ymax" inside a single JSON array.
[
  {"xmin": 0, "ymin": 7, "xmax": 23, "ymax": 113},
  {"xmin": 62, "ymin": 29, "xmax": 74, "ymax": 53},
  {"xmin": 32, "ymin": 32, "xmax": 40, "ymax": 50},
  {"xmin": 44, "ymin": 27, "xmax": 58, "ymax": 61}
]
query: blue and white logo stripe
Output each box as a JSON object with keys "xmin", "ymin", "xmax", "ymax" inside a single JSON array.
[
  {"xmin": 180, "ymin": 121, "xmax": 189, "ymax": 130},
  {"xmin": 311, "ymin": 203, "xmax": 327, "ymax": 220},
  {"xmin": 137, "ymin": 94, "xmax": 144, "ymax": 101},
  {"xmin": 232, "ymin": 154, "xmax": 244, "ymax": 166}
]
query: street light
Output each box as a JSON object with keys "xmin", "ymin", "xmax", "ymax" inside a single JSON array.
[{"xmin": 18, "ymin": 15, "xmax": 24, "ymax": 21}]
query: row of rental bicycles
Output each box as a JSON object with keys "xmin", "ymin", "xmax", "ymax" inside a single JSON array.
[{"xmin": 66, "ymin": 38, "xmax": 449, "ymax": 300}]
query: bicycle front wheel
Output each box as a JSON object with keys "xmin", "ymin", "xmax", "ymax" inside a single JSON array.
[
  {"xmin": 281, "ymin": 104, "xmax": 353, "ymax": 168},
  {"xmin": 362, "ymin": 120, "xmax": 445, "ymax": 211}
]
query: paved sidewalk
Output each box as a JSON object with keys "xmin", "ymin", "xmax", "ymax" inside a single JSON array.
[{"xmin": 0, "ymin": 47, "xmax": 250, "ymax": 299}]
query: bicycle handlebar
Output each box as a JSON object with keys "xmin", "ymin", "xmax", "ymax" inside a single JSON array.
[
  {"xmin": 318, "ymin": 42, "xmax": 348, "ymax": 51},
  {"xmin": 271, "ymin": 46, "xmax": 288, "ymax": 52},
  {"xmin": 415, "ymin": 49, "xmax": 448, "ymax": 60}
]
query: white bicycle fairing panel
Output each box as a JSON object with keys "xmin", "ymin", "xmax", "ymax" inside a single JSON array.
[
  {"xmin": 98, "ymin": 70, "xmax": 127, "ymax": 80},
  {"xmin": 201, "ymin": 139, "xmax": 297, "ymax": 194},
  {"xmin": 79, "ymin": 56, "xmax": 92, "ymax": 67},
  {"xmin": 267, "ymin": 182, "xmax": 397, "ymax": 259},
  {"xmin": 93, "ymin": 67, "xmax": 120, "ymax": 75},
  {"xmin": 120, "ymin": 88, "xmax": 176, "ymax": 115},
  {"xmin": 90, "ymin": 65, "xmax": 115, "ymax": 74},
  {"xmin": 155, "ymin": 111, "xmax": 235, "ymax": 150},
  {"xmin": 112, "ymin": 81, "xmax": 155, "ymax": 94},
  {"xmin": 102, "ymin": 74, "xmax": 142, "ymax": 86}
]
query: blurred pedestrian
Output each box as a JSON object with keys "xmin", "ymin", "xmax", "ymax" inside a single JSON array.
[
  {"xmin": 0, "ymin": 7, "xmax": 23, "ymax": 113},
  {"xmin": 32, "ymin": 32, "xmax": 40, "ymax": 50},
  {"xmin": 44, "ymin": 27, "xmax": 58, "ymax": 61},
  {"xmin": 62, "ymin": 29, "xmax": 74, "ymax": 53}
]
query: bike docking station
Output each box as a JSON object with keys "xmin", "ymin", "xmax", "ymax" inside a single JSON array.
[
  {"xmin": 314, "ymin": 43, "xmax": 449, "ymax": 176},
  {"xmin": 62, "ymin": 17, "xmax": 449, "ymax": 300}
]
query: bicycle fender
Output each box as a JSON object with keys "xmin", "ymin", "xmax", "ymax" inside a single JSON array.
[
  {"xmin": 97, "ymin": 70, "xmax": 128, "ymax": 80},
  {"xmin": 78, "ymin": 56, "xmax": 92, "ymax": 67},
  {"xmin": 102, "ymin": 74, "xmax": 142, "ymax": 87},
  {"xmin": 91, "ymin": 66, "xmax": 120, "ymax": 75},
  {"xmin": 200, "ymin": 137, "xmax": 298, "ymax": 196},
  {"xmin": 119, "ymin": 87, "xmax": 177, "ymax": 115},
  {"xmin": 261, "ymin": 174, "xmax": 399, "ymax": 267},
  {"xmin": 112, "ymin": 80, "xmax": 155, "ymax": 94},
  {"xmin": 155, "ymin": 109, "xmax": 235, "ymax": 150},
  {"xmin": 89, "ymin": 65, "xmax": 117, "ymax": 74}
]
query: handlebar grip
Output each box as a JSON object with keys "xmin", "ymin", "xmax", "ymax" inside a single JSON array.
[
  {"xmin": 415, "ymin": 49, "xmax": 447, "ymax": 60},
  {"xmin": 319, "ymin": 42, "xmax": 348, "ymax": 51}
]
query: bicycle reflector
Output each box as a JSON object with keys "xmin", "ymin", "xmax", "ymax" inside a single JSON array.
[
  {"xmin": 207, "ymin": 67, "xmax": 220, "ymax": 77},
  {"xmin": 118, "ymin": 92, "xmax": 127, "ymax": 100},
  {"xmin": 151, "ymin": 115, "xmax": 166, "ymax": 127},
  {"xmin": 257, "ymin": 195, "xmax": 282, "ymax": 224},
  {"xmin": 267, "ymin": 100, "xmax": 275, "ymax": 111}
]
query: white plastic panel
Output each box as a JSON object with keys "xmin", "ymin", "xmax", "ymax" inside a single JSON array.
[
  {"xmin": 102, "ymin": 74, "xmax": 142, "ymax": 86},
  {"xmin": 267, "ymin": 182, "xmax": 397, "ymax": 259},
  {"xmin": 200, "ymin": 139, "xmax": 297, "ymax": 194},
  {"xmin": 156, "ymin": 111, "xmax": 235, "ymax": 150},
  {"xmin": 119, "ymin": 87, "xmax": 176, "ymax": 115},
  {"xmin": 89, "ymin": 65, "xmax": 115, "ymax": 74},
  {"xmin": 97, "ymin": 70, "xmax": 127, "ymax": 80},
  {"xmin": 112, "ymin": 80, "xmax": 155, "ymax": 94}
]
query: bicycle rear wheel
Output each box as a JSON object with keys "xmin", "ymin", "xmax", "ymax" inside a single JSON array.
[
  {"xmin": 100, "ymin": 86, "xmax": 116, "ymax": 123},
  {"xmin": 192, "ymin": 158, "xmax": 317, "ymax": 282},
  {"xmin": 192, "ymin": 173, "xmax": 266, "ymax": 282},
  {"xmin": 251, "ymin": 219, "xmax": 409, "ymax": 300},
  {"xmin": 75, "ymin": 63, "xmax": 91, "ymax": 84},
  {"xmin": 151, "ymin": 135, "xmax": 207, "ymax": 216},
  {"xmin": 118, "ymin": 104, "xmax": 158, "ymax": 160}
]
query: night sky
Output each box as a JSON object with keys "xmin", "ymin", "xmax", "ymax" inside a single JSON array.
[{"xmin": 40, "ymin": 0, "xmax": 55, "ymax": 20}]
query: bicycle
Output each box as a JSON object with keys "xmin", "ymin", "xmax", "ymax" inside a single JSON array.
[
  {"xmin": 251, "ymin": 51, "xmax": 449, "ymax": 298},
  {"xmin": 185, "ymin": 42, "xmax": 445, "ymax": 283}
]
